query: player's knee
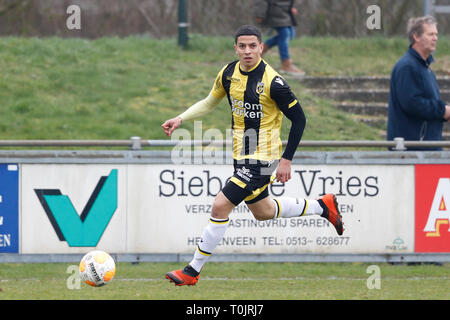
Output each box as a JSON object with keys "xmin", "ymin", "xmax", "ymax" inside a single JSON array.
[
  {"xmin": 210, "ymin": 191, "xmax": 235, "ymax": 219},
  {"xmin": 253, "ymin": 213, "xmax": 267, "ymax": 221},
  {"xmin": 247, "ymin": 198, "xmax": 275, "ymax": 221},
  {"xmin": 250, "ymin": 209, "xmax": 272, "ymax": 221},
  {"xmin": 211, "ymin": 201, "xmax": 231, "ymax": 220}
]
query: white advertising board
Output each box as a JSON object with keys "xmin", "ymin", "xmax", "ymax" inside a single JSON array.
[
  {"xmin": 21, "ymin": 164, "xmax": 128, "ymax": 254},
  {"xmin": 20, "ymin": 164, "xmax": 414, "ymax": 254},
  {"xmin": 133, "ymin": 164, "xmax": 414, "ymax": 254}
]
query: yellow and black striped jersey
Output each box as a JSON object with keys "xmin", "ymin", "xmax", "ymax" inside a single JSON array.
[{"xmin": 210, "ymin": 59, "xmax": 304, "ymax": 162}]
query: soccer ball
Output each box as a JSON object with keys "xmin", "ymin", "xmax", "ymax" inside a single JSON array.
[{"xmin": 79, "ymin": 250, "xmax": 116, "ymax": 287}]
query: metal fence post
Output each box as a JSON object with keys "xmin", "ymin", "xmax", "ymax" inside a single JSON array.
[
  {"xmin": 178, "ymin": 0, "xmax": 189, "ymax": 49},
  {"xmin": 393, "ymin": 137, "xmax": 407, "ymax": 151},
  {"xmin": 130, "ymin": 136, "xmax": 142, "ymax": 150},
  {"xmin": 424, "ymin": 0, "xmax": 434, "ymax": 15}
]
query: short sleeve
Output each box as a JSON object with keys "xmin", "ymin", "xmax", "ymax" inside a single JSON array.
[
  {"xmin": 270, "ymin": 76, "xmax": 299, "ymax": 112},
  {"xmin": 210, "ymin": 66, "xmax": 227, "ymax": 99}
]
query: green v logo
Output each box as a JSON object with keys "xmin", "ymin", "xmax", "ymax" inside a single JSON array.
[{"xmin": 35, "ymin": 169, "xmax": 118, "ymax": 247}]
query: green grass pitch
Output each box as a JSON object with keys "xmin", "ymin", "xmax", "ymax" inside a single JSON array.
[{"xmin": 0, "ymin": 262, "xmax": 448, "ymax": 300}]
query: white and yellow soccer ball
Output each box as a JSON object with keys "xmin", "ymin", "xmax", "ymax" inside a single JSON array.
[{"xmin": 79, "ymin": 250, "xmax": 116, "ymax": 287}]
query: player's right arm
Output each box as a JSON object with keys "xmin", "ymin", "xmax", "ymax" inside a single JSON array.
[
  {"xmin": 161, "ymin": 66, "xmax": 227, "ymax": 137},
  {"xmin": 161, "ymin": 93, "xmax": 222, "ymax": 137}
]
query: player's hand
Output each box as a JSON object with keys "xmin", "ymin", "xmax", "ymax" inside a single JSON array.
[
  {"xmin": 444, "ymin": 105, "xmax": 450, "ymax": 122},
  {"xmin": 161, "ymin": 117, "xmax": 182, "ymax": 137},
  {"xmin": 275, "ymin": 158, "xmax": 292, "ymax": 183}
]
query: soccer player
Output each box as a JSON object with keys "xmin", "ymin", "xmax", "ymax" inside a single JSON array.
[{"xmin": 162, "ymin": 25, "xmax": 343, "ymax": 286}]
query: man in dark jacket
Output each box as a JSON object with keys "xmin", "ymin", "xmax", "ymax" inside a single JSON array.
[
  {"xmin": 387, "ymin": 16, "xmax": 450, "ymax": 150},
  {"xmin": 254, "ymin": 0, "xmax": 304, "ymax": 76}
]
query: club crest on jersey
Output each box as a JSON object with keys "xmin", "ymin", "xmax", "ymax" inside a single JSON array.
[{"xmin": 256, "ymin": 81, "xmax": 265, "ymax": 94}]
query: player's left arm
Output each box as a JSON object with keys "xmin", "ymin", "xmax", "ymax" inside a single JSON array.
[{"xmin": 271, "ymin": 76, "xmax": 306, "ymax": 182}]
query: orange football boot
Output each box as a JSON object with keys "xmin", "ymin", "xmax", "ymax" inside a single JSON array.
[
  {"xmin": 165, "ymin": 265, "xmax": 200, "ymax": 286},
  {"xmin": 319, "ymin": 194, "xmax": 344, "ymax": 235}
]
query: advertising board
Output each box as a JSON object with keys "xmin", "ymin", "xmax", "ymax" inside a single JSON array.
[
  {"xmin": 128, "ymin": 164, "xmax": 414, "ymax": 254},
  {"xmin": 21, "ymin": 164, "xmax": 127, "ymax": 254},
  {"xmin": 415, "ymin": 164, "xmax": 450, "ymax": 253},
  {"xmin": 0, "ymin": 164, "xmax": 19, "ymax": 253},
  {"xmin": 19, "ymin": 163, "xmax": 415, "ymax": 255}
]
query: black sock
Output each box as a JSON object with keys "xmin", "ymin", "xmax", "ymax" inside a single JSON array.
[{"xmin": 183, "ymin": 265, "xmax": 200, "ymax": 277}]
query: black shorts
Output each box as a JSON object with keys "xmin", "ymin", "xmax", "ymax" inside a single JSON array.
[{"xmin": 222, "ymin": 160, "xmax": 278, "ymax": 206}]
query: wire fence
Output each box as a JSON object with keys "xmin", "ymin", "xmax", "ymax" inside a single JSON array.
[{"xmin": 1, "ymin": 0, "xmax": 449, "ymax": 38}]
